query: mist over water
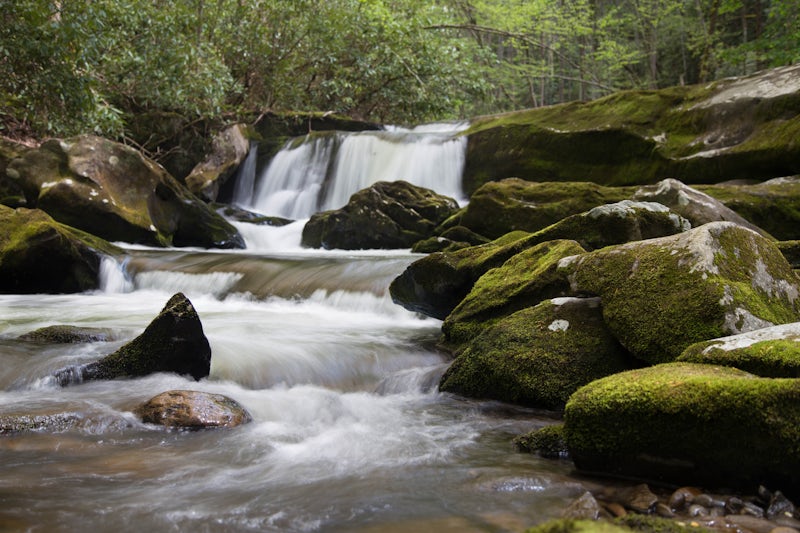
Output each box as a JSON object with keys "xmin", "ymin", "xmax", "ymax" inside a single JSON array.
[{"xmin": 0, "ymin": 124, "xmax": 576, "ymax": 532}]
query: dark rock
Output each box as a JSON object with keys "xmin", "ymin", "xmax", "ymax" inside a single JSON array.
[
  {"xmin": 212, "ymin": 203, "xmax": 293, "ymax": 226},
  {"xmin": 0, "ymin": 205, "xmax": 120, "ymax": 294},
  {"xmin": 18, "ymin": 325, "xmax": 115, "ymax": 343},
  {"xmin": 57, "ymin": 293, "xmax": 211, "ymax": 384},
  {"xmin": 668, "ymin": 487, "xmax": 701, "ymax": 511},
  {"xmin": 618, "ymin": 484, "xmax": 659, "ymax": 514},
  {"xmin": 5, "ymin": 135, "xmax": 243, "ymax": 248},
  {"xmin": 185, "ymin": 124, "xmax": 251, "ymax": 202},
  {"xmin": 778, "ymin": 241, "xmax": 800, "ymax": 269},
  {"xmin": 1, "ymin": 137, "xmax": 30, "ymax": 207},
  {"xmin": 514, "ymin": 424, "xmax": 570, "ymax": 459},
  {"xmin": 302, "ymin": 181, "xmax": 459, "ymax": 250},
  {"xmin": 768, "ymin": 492, "xmax": 797, "ymax": 520},
  {"xmin": 135, "ymin": 390, "xmax": 251, "ymax": 429}
]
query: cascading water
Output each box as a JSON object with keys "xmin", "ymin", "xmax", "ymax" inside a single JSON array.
[{"xmin": 244, "ymin": 123, "xmax": 468, "ymax": 220}]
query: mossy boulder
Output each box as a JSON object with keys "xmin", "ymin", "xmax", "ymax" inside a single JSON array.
[
  {"xmin": 563, "ymin": 362, "xmax": 800, "ymax": 492},
  {"xmin": 56, "ymin": 293, "xmax": 211, "ymax": 384},
  {"xmin": 0, "ymin": 205, "xmax": 121, "ymax": 294},
  {"xmin": 442, "ymin": 240, "xmax": 586, "ymax": 347},
  {"xmin": 185, "ymin": 123, "xmax": 252, "ymax": 202},
  {"xmin": 559, "ymin": 222, "xmax": 800, "ymax": 364},
  {"xmin": 18, "ymin": 325, "xmax": 115, "ymax": 343},
  {"xmin": 698, "ymin": 177, "xmax": 800, "ymax": 241},
  {"xmin": 464, "ymin": 65, "xmax": 800, "ymax": 193},
  {"xmin": 678, "ymin": 323, "xmax": 800, "ymax": 377},
  {"xmin": 135, "ymin": 390, "xmax": 252, "ymax": 429},
  {"xmin": 390, "ymin": 230, "xmax": 537, "ymax": 319},
  {"xmin": 459, "ymin": 178, "xmax": 631, "ymax": 239},
  {"xmin": 5, "ymin": 135, "xmax": 244, "ymax": 248},
  {"xmin": 301, "ymin": 180, "xmax": 459, "ymax": 250},
  {"xmin": 439, "ymin": 297, "xmax": 634, "ymax": 410},
  {"xmin": 514, "ymin": 424, "xmax": 569, "ymax": 458},
  {"xmin": 411, "ymin": 225, "xmax": 490, "ymax": 254},
  {"xmin": 632, "ymin": 178, "xmax": 769, "ymax": 237}
]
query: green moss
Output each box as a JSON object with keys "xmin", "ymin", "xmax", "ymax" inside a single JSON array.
[
  {"xmin": 614, "ymin": 515, "xmax": 711, "ymax": 533},
  {"xmin": 679, "ymin": 338, "xmax": 800, "ymax": 377},
  {"xmin": 515, "ymin": 424, "xmax": 569, "ymax": 458},
  {"xmin": 525, "ymin": 519, "xmax": 631, "ymax": 533},
  {"xmin": 524, "ymin": 516, "xmax": 710, "ymax": 533},
  {"xmin": 563, "ymin": 362, "xmax": 800, "ymax": 491}
]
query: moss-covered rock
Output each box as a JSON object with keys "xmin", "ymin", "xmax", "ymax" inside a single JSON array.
[
  {"xmin": 212, "ymin": 203, "xmax": 293, "ymax": 227},
  {"xmin": 632, "ymin": 178, "xmax": 770, "ymax": 238},
  {"xmin": 0, "ymin": 205, "xmax": 121, "ymax": 294},
  {"xmin": 525, "ymin": 516, "xmax": 709, "ymax": 533},
  {"xmin": 442, "ymin": 240, "xmax": 586, "ymax": 347},
  {"xmin": 459, "ymin": 178, "xmax": 632, "ymax": 239},
  {"xmin": 135, "ymin": 390, "xmax": 251, "ymax": 429},
  {"xmin": 6, "ymin": 135, "xmax": 244, "ymax": 248},
  {"xmin": 778, "ymin": 240, "xmax": 800, "ymax": 269},
  {"xmin": 678, "ymin": 323, "xmax": 800, "ymax": 377},
  {"xmin": 0, "ymin": 137, "xmax": 30, "ymax": 207},
  {"xmin": 439, "ymin": 297, "xmax": 634, "ymax": 410},
  {"xmin": 18, "ymin": 325, "xmax": 115, "ymax": 343},
  {"xmin": 698, "ymin": 177, "xmax": 800, "ymax": 241},
  {"xmin": 184, "ymin": 123, "xmax": 252, "ymax": 202},
  {"xmin": 464, "ymin": 65, "xmax": 800, "ymax": 193},
  {"xmin": 563, "ymin": 362, "xmax": 800, "ymax": 492},
  {"xmin": 560, "ymin": 222, "xmax": 800, "ymax": 364},
  {"xmin": 514, "ymin": 424, "xmax": 569, "ymax": 458},
  {"xmin": 390, "ymin": 230, "xmax": 536, "ymax": 319},
  {"xmin": 55, "ymin": 293, "xmax": 211, "ymax": 384},
  {"xmin": 301, "ymin": 180, "xmax": 459, "ymax": 250}
]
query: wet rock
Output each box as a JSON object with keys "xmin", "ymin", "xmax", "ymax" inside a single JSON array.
[
  {"xmin": 559, "ymin": 222, "xmax": 800, "ymax": 364},
  {"xmin": 0, "ymin": 205, "xmax": 120, "ymax": 294},
  {"xmin": 439, "ymin": 297, "xmax": 633, "ymax": 410},
  {"xmin": 726, "ymin": 514, "xmax": 775, "ymax": 533},
  {"xmin": 563, "ymin": 492, "xmax": 602, "ymax": 520},
  {"xmin": 668, "ymin": 487, "xmax": 701, "ymax": 511},
  {"xmin": 656, "ymin": 503, "xmax": 675, "ymax": 518},
  {"xmin": 768, "ymin": 491, "xmax": 797, "ymax": 520},
  {"xmin": 57, "ymin": 293, "xmax": 211, "ymax": 383},
  {"xmin": 725, "ymin": 496, "xmax": 745, "ymax": 514},
  {"xmin": 605, "ymin": 503, "xmax": 627, "ymax": 518},
  {"xmin": 514, "ymin": 424, "xmax": 569, "ymax": 459},
  {"xmin": 212, "ymin": 203, "xmax": 293, "ymax": 227},
  {"xmin": 6, "ymin": 135, "xmax": 243, "ymax": 248},
  {"xmin": 564, "ymin": 362, "xmax": 800, "ymax": 493},
  {"xmin": 688, "ymin": 504, "xmax": 709, "ymax": 517},
  {"xmin": 0, "ymin": 413, "xmax": 82, "ymax": 434},
  {"xmin": 18, "ymin": 325, "xmax": 115, "ymax": 343},
  {"xmin": 694, "ymin": 494, "xmax": 725, "ymax": 509},
  {"xmin": 618, "ymin": 484, "xmax": 659, "ymax": 514},
  {"xmin": 302, "ymin": 180, "xmax": 459, "ymax": 250},
  {"xmin": 185, "ymin": 124, "xmax": 251, "ymax": 202},
  {"xmin": 135, "ymin": 390, "xmax": 251, "ymax": 429}
]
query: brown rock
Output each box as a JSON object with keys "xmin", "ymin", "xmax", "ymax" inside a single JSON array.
[{"xmin": 136, "ymin": 390, "xmax": 252, "ymax": 429}]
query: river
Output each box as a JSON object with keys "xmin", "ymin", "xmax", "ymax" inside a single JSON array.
[{"xmin": 0, "ymin": 124, "xmax": 586, "ymax": 532}]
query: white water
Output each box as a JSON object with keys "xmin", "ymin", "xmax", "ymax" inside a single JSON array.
[{"xmin": 245, "ymin": 123, "xmax": 468, "ymax": 219}]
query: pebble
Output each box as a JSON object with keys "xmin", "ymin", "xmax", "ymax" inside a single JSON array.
[
  {"xmin": 768, "ymin": 492, "xmax": 797, "ymax": 520},
  {"xmin": 622, "ymin": 484, "xmax": 658, "ymax": 513},
  {"xmin": 563, "ymin": 491, "xmax": 601, "ymax": 520},
  {"xmin": 688, "ymin": 504, "xmax": 709, "ymax": 517},
  {"xmin": 656, "ymin": 503, "xmax": 675, "ymax": 518},
  {"xmin": 668, "ymin": 487, "xmax": 701, "ymax": 511},
  {"xmin": 605, "ymin": 502, "xmax": 627, "ymax": 518}
]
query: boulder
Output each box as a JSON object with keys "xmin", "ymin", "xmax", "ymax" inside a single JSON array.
[
  {"xmin": 678, "ymin": 323, "xmax": 800, "ymax": 377},
  {"xmin": 632, "ymin": 178, "xmax": 769, "ymax": 237},
  {"xmin": 0, "ymin": 137, "xmax": 30, "ymax": 207},
  {"xmin": 56, "ymin": 293, "xmax": 211, "ymax": 384},
  {"xmin": 18, "ymin": 325, "xmax": 115, "ymax": 343},
  {"xmin": 0, "ymin": 205, "xmax": 120, "ymax": 294},
  {"xmin": 212, "ymin": 203, "xmax": 293, "ymax": 227},
  {"xmin": 135, "ymin": 390, "xmax": 251, "ymax": 429},
  {"xmin": 458, "ymin": 178, "xmax": 631, "ymax": 239},
  {"xmin": 779, "ymin": 240, "xmax": 800, "ymax": 269},
  {"xmin": 411, "ymin": 225, "xmax": 489, "ymax": 254},
  {"xmin": 564, "ymin": 362, "xmax": 800, "ymax": 492},
  {"xmin": 514, "ymin": 424, "xmax": 569, "ymax": 459},
  {"xmin": 559, "ymin": 222, "xmax": 800, "ymax": 364},
  {"xmin": 185, "ymin": 123, "xmax": 251, "ymax": 202},
  {"xmin": 390, "ymin": 230, "xmax": 534, "ymax": 319},
  {"xmin": 5, "ymin": 135, "xmax": 244, "ymax": 248},
  {"xmin": 439, "ymin": 297, "xmax": 634, "ymax": 410},
  {"xmin": 442, "ymin": 240, "xmax": 586, "ymax": 347},
  {"xmin": 699, "ymin": 177, "xmax": 800, "ymax": 240},
  {"xmin": 463, "ymin": 65, "xmax": 800, "ymax": 193},
  {"xmin": 301, "ymin": 180, "xmax": 459, "ymax": 250}
]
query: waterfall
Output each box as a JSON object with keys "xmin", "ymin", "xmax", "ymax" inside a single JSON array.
[
  {"xmin": 245, "ymin": 122, "xmax": 468, "ymax": 219},
  {"xmin": 231, "ymin": 141, "xmax": 259, "ymax": 206}
]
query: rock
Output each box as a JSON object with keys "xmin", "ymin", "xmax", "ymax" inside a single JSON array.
[
  {"xmin": 5, "ymin": 135, "xmax": 244, "ymax": 248},
  {"xmin": 559, "ymin": 222, "xmax": 800, "ymax": 364},
  {"xmin": 185, "ymin": 124, "xmax": 252, "ymax": 202},
  {"xmin": 57, "ymin": 293, "xmax": 211, "ymax": 383},
  {"xmin": 632, "ymin": 178, "xmax": 769, "ymax": 237},
  {"xmin": 18, "ymin": 325, "xmax": 115, "ymax": 343},
  {"xmin": 525, "ymin": 518, "xmax": 631, "ymax": 533},
  {"xmin": 0, "ymin": 413, "xmax": 82, "ymax": 434},
  {"xmin": 668, "ymin": 487, "xmax": 701, "ymax": 512},
  {"xmin": 767, "ymin": 492, "xmax": 797, "ymax": 520},
  {"xmin": 617, "ymin": 484, "xmax": 659, "ymax": 514},
  {"xmin": 514, "ymin": 424, "xmax": 569, "ymax": 459},
  {"xmin": 411, "ymin": 225, "xmax": 490, "ymax": 253},
  {"xmin": 463, "ymin": 65, "xmax": 800, "ymax": 194},
  {"xmin": 389, "ymin": 230, "xmax": 534, "ymax": 319},
  {"xmin": 1, "ymin": 137, "xmax": 30, "ymax": 207},
  {"xmin": 441, "ymin": 240, "xmax": 586, "ymax": 347},
  {"xmin": 135, "ymin": 390, "xmax": 251, "ymax": 429},
  {"xmin": 563, "ymin": 492, "xmax": 603, "ymax": 520},
  {"xmin": 212, "ymin": 203, "xmax": 293, "ymax": 226},
  {"xmin": 725, "ymin": 515, "xmax": 775, "ymax": 533},
  {"xmin": 0, "ymin": 205, "xmax": 120, "ymax": 294},
  {"xmin": 678, "ymin": 323, "xmax": 800, "ymax": 377},
  {"xmin": 301, "ymin": 180, "xmax": 459, "ymax": 250},
  {"xmin": 699, "ymin": 178, "xmax": 800, "ymax": 241},
  {"xmin": 439, "ymin": 297, "xmax": 634, "ymax": 409},
  {"xmin": 563, "ymin": 362, "xmax": 800, "ymax": 492},
  {"xmin": 458, "ymin": 178, "xmax": 630, "ymax": 239},
  {"xmin": 778, "ymin": 241, "xmax": 800, "ymax": 269}
]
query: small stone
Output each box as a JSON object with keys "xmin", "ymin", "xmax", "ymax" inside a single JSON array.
[
  {"xmin": 688, "ymin": 504, "xmax": 709, "ymax": 517},
  {"xmin": 621, "ymin": 484, "xmax": 658, "ymax": 514},
  {"xmin": 135, "ymin": 390, "xmax": 252, "ymax": 429},
  {"xmin": 695, "ymin": 494, "xmax": 725, "ymax": 508},
  {"xmin": 743, "ymin": 501, "xmax": 767, "ymax": 518},
  {"xmin": 563, "ymin": 491, "xmax": 601, "ymax": 520},
  {"xmin": 669, "ymin": 487, "xmax": 701, "ymax": 511},
  {"xmin": 726, "ymin": 496, "xmax": 745, "ymax": 514},
  {"xmin": 768, "ymin": 491, "xmax": 796, "ymax": 520},
  {"xmin": 605, "ymin": 503, "xmax": 627, "ymax": 518},
  {"xmin": 656, "ymin": 503, "xmax": 675, "ymax": 518}
]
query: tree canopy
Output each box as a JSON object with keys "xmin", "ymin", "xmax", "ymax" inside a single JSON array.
[{"xmin": 1, "ymin": 0, "xmax": 797, "ymax": 137}]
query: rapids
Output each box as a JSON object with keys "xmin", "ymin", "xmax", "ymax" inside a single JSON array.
[{"xmin": 0, "ymin": 125, "xmax": 582, "ymax": 532}]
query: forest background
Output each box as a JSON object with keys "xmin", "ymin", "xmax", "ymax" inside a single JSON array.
[{"xmin": 2, "ymin": 0, "xmax": 798, "ymax": 140}]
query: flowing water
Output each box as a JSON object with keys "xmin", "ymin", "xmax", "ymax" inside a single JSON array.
[{"xmin": 0, "ymin": 125, "xmax": 588, "ymax": 533}]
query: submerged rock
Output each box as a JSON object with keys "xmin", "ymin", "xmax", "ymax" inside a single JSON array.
[
  {"xmin": 563, "ymin": 362, "xmax": 800, "ymax": 492},
  {"xmin": 439, "ymin": 297, "xmax": 634, "ymax": 410},
  {"xmin": 678, "ymin": 322, "xmax": 800, "ymax": 377},
  {"xmin": 0, "ymin": 205, "xmax": 120, "ymax": 294},
  {"xmin": 301, "ymin": 180, "xmax": 459, "ymax": 250},
  {"xmin": 57, "ymin": 293, "xmax": 211, "ymax": 384},
  {"xmin": 135, "ymin": 390, "xmax": 251, "ymax": 429},
  {"xmin": 559, "ymin": 222, "xmax": 800, "ymax": 364},
  {"xmin": 5, "ymin": 135, "xmax": 243, "ymax": 248},
  {"xmin": 18, "ymin": 325, "xmax": 115, "ymax": 343}
]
